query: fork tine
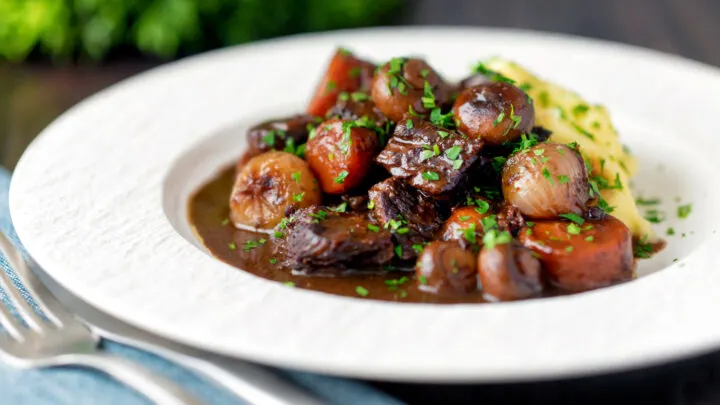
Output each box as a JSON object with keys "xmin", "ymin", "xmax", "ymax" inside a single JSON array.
[
  {"xmin": 0, "ymin": 295, "xmax": 26, "ymax": 341},
  {"xmin": 0, "ymin": 233, "xmax": 75, "ymax": 327},
  {"xmin": 0, "ymin": 234, "xmax": 49, "ymax": 332}
]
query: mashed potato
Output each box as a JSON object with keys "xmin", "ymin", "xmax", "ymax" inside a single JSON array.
[{"xmin": 484, "ymin": 59, "xmax": 655, "ymax": 241}]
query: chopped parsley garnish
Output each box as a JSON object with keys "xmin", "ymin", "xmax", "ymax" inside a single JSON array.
[
  {"xmin": 292, "ymin": 192, "xmax": 305, "ymax": 202},
  {"xmin": 242, "ymin": 238, "xmax": 267, "ymax": 252},
  {"xmin": 422, "ymin": 171, "xmax": 440, "ymax": 181},
  {"xmin": 565, "ymin": 246, "xmax": 574, "ymax": 252},
  {"xmin": 636, "ymin": 197, "xmax": 660, "ymax": 206},
  {"xmin": 420, "ymin": 68, "xmax": 430, "ymax": 78},
  {"xmin": 644, "ymin": 209, "xmax": 665, "ymax": 224},
  {"xmin": 406, "ymin": 119, "xmax": 414, "ymax": 129},
  {"xmin": 445, "ymin": 145, "xmax": 462, "ymax": 161},
  {"xmin": 557, "ymin": 175, "xmax": 570, "ymax": 184},
  {"xmin": 571, "ymin": 122, "xmax": 596, "ymax": 140},
  {"xmin": 542, "ymin": 167, "xmax": 554, "ymax": 184},
  {"xmin": 433, "ymin": 144, "xmax": 441, "ymax": 156},
  {"xmin": 559, "ymin": 213, "xmax": 585, "ymax": 225},
  {"xmin": 421, "ymin": 81, "xmax": 436, "ymax": 108},
  {"xmin": 508, "ymin": 133, "xmax": 540, "ymax": 154},
  {"xmin": 678, "ymin": 204, "xmax": 692, "ymax": 219},
  {"xmin": 284, "ymin": 281, "xmax": 296, "ymax": 287},
  {"xmin": 453, "ymin": 159, "xmax": 463, "ymax": 170},
  {"xmin": 418, "ymin": 275, "xmax": 428, "ymax": 285},
  {"xmin": 483, "ymin": 229, "xmax": 512, "ymax": 249},
  {"xmin": 338, "ymin": 92, "xmax": 349, "ymax": 101},
  {"xmin": 633, "ymin": 235, "xmax": 653, "ymax": 258},
  {"xmin": 348, "ymin": 66, "xmax": 362, "ymax": 78},
  {"xmin": 221, "ymin": 218, "xmax": 230, "ymax": 226},
  {"xmin": 420, "ymin": 150, "xmax": 435, "ymax": 162},
  {"xmin": 396, "ymin": 227, "xmax": 410, "ymax": 234},
  {"xmin": 585, "ymin": 236, "xmax": 594, "ymax": 242},
  {"xmin": 385, "ymin": 277, "xmax": 409, "ymax": 288},
  {"xmin": 475, "ymin": 199, "xmax": 490, "ymax": 214},
  {"xmin": 273, "ymin": 230, "xmax": 284, "ymax": 238},
  {"xmin": 459, "ymin": 215, "xmax": 471, "ymax": 221},
  {"xmin": 463, "ymin": 223, "xmax": 478, "ymax": 244},
  {"xmin": 472, "ymin": 62, "xmax": 516, "ymax": 84},
  {"xmin": 394, "ymin": 245, "xmax": 403, "ymax": 257},
  {"xmin": 412, "ymin": 244, "xmax": 424, "ymax": 254},
  {"xmin": 334, "ymin": 170, "xmax": 349, "ymax": 184},
  {"xmin": 429, "ymin": 108, "xmax": 455, "ymax": 128},
  {"xmin": 291, "ymin": 171, "xmax": 302, "ymax": 184},
  {"xmin": 269, "ymin": 258, "xmax": 278, "ymax": 264},
  {"xmin": 667, "ymin": 227, "xmax": 675, "ymax": 236},
  {"xmin": 355, "ymin": 286, "xmax": 369, "ymax": 297},
  {"xmin": 262, "ymin": 131, "xmax": 276, "ymax": 146},
  {"xmin": 350, "ymin": 92, "xmax": 369, "ymax": 102},
  {"xmin": 573, "ymin": 104, "xmax": 590, "ymax": 115},
  {"xmin": 509, "ymin": 104, "xmax": 522, "ymax": 129},
  {"xmin": 492, "ymin": 110, "xmax": 506, "ymax": 127},
  {"xmin": 310, "ymin": 210, "xmax": 328, "ymax": 223},
  {"xmin": 437, "ymin": 130, "xmax": 450, "ymax": 139},
  {"xmin": 567, "ymin": 223, "xmax": 582, "ymax": 235},
  {"xmin": 331, "ymin": 202, "xmax": 348, "ymax": 212},
  {"xmin": 492, "ymin": 156, "xmax": 507, "ymax": 172},
  {"xmin": 367, "ymin": 200, "xmax": 375, "ymax": 209},
  {"xmin": 325, "ymin": 80, "xmax": 337, "ymax": 91},
  {"xmin": 538, "ymin": 91, "xmax": 550, "ymax": 107},
  {"xmin": 228, "ymin": 242, "xmax": 237, "ymax": 250},
  {"xmin": 367, "ymin": 224, "xmax": 380, "ymax": 232}
]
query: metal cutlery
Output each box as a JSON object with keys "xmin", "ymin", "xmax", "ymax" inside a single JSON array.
[{"xmin": 0, "ymin": 232, "xmax": 204, "ymax": 405}]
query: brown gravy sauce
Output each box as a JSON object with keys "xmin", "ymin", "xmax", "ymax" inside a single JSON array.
[{"xmin": 189, "ymin": 166, "xmax": 578, "ymax": 304}]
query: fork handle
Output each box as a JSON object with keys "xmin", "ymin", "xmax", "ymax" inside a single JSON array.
[{"xmin": 61, "ymin": 352, "xmax": 204, "ymax": 405}]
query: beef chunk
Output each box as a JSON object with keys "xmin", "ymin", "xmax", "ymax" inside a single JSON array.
[
  {"xmin": 281, "ymin": 207, "xmax": 393, "ymax": 274},
  {"xmin": 375, "ymin": 116, "xmax": 483, "ymax": 195},
  {"xmin": 368, "ymin": 178, "xmax": 446, "ymax": 260},
  {"xmin": 326, "ymin": 97, "xmax": 388, "ymax": 129},
  {"xmin": 247, "ymin": 114, "xmax": 318, "ymax": 156},
  {"xmin": 497, "ymin": 202, "xmax": 525, "ymax": 235}
]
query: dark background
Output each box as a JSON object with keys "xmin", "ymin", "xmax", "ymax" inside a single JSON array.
[{"xmin": 2, "ymin": 0, "xmax": 720, "ymax": 403}]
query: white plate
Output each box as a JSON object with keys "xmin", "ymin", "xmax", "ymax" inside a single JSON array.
[{"xmin": 10, "ymin": 27, "xmax": 720, "ymax": 382}]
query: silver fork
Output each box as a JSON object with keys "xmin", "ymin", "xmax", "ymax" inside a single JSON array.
[{"xmin": 0, "ymin": 233, "xmax": 204, "ymax": 405}]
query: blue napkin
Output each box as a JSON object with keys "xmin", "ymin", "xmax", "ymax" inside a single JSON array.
[{"xmin": 0, "ymin": 167, "xmax": 403, "ymax": 405}]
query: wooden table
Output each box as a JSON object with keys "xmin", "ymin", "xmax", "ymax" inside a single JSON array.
[{"xmin": 2, "ymin": 0, "xmax": 719, "ymax": 403}]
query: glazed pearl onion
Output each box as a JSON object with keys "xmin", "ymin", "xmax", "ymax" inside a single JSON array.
[{"xmin": 501, "ymin": 143, "xmax": 589, "ymax": 219}]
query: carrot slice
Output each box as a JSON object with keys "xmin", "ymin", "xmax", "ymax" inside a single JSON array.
[{"xmin": 306, "ymin": 49, "xmax": 374, "ymax": 117}]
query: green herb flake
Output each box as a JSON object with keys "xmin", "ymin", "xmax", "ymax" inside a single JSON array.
[
  {"xmin": 228, "ymin": 242, "xmax": 237, "ymax": 250},
  {"xmin": 445, "ymin": 145, "xmax": 462, "ymax": 161},
  {"xmin": 567, "ymin": 223, "xmax": 582, "ymax": 235},
  {"xmin": 273, "ymin": 230, "xmax": 284, "ymax": 238},
  {"xmin": 453, "ymin": 159, "xmax": 464, "ymax": 170},
  {"xmin": 667, "ymin": 227, "xmax": 676, "ymax": 236},
  {"xmin": 406, "ymin": 119, "xmax": 414, "ymax": 129},
  {"xmin": 367, "ymin": 224, "xmax": 380, "ymax": 232},
  {"xmin": 585, "ymin": 236, "xmax": 594, "ymax": 242},
  {"xmin": 459, "ymin": 215, "xmax": 471, "ymax": 221},
  {"xmin": 355, "ymin": 286, "xmax": 369, "ymax": 297},
  {"xmin": 268, "ymin": 258, "xmax": 278, "ymax": 264},
  {"xmin": 332, "ymin": 202, "xmax": 348, "ymax": 213},
  {"xmin": 418, "ymin": 275, "xmax": 429, "ymax": 285},
  {"xmin": 557, "ymin": 175, "xmax": 570, "ymax": 184},
  {"xmin": 542, "ymin": 167, "xmax": 554, "ymax": 185},
  {"xmin": 492, "ymin": 110, "xmax": 506, "ymax": 127},
  {"xmin": 559, "ymin": 213, "xmax": 585, "ymax": 225},
  {"xmin": 394, "ymin": 245, "xmax": 403, "ymax": 257},
  {"xmin": 367, "ymin": 200, "xmax": 375, "ymax": 210},
  {"xmin": 644, "ymin": 209, "xmax": 665, "ymax": 224},
  {"xmin": 565, "ymin": 246, "xmax": 574, "ymax": 253},
  {"xmin": 420, "ymin": 150, "xmax": 435, "ymax": 162},
  {"xmin": 292, "ymin": 192, "xmax": 305, "ymax": 202},
  {"xmin": 350, "ymin": 92, "xmax": 369, "ymax": 102},
  {"xmin": 636, "ymin": 197, "xmax": 660, "ymax": 206},
  {"xmin": 422, "ymin": 171, "xmax": 440, "ymax": 181},
  {"xmin": 678, "ymin": 204, "xmax": 692, "ymax": 219},
  {"xmin": 221, "ymin": 218, "xmax": 230, "ymax": 226},
  {"xmin": 633, "ymin": 235, "xmax": 653, "ymax": 259},
  {"xmin": 573, "ymin": 104, "xmax": 590, "ymax": 115},
  {"xmin": 262, "ymin": 131, "xmax": 276, "ymax": 146},
  {"xmin": 437, "ymin": 130, "xmax": 450, "ymax": 139},
  {"xmin": 284, "ymin": 281, "xmax": 296, "ymax": 287},
  {"xmin": 509, "ymin": 104, "xmax": 522, "ymax": 129},
  {"xmin": 420, "ymin": 68, "xmax": 430, "ymax": 78},
  {"xmin": 421, "ymin": 81, "xmax": 436, "ymax": 109},
  {"xmin": 412, "ymin": 244, "xmax": 424, "ymax": 254},
  {"xmin": 325, "ymin": 80, "xmax": 337, "ymax": 91},
  {"xmin": 483, "ymin": 229, "xmax": 512, "ymax": 249},
  {"xmin": 334, "ymin": 170, "xmax": 349, "ymax": 184}
]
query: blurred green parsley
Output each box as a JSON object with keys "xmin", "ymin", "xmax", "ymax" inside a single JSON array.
[{"xmin": 0, "ymin": 0, "xmax": 401, "ymax": 62}]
